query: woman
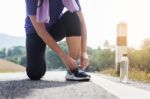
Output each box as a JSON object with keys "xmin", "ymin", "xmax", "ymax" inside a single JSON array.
[{"xmin": 25, "ymin": 0, "xmax": 90, "ymax": 81}]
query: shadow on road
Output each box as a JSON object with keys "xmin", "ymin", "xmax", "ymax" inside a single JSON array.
[{"xmin": 0, "ymin": 79, "xmax": 80, "ymax": 99}]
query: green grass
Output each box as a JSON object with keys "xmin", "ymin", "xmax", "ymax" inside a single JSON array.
[
  {"xmin": 102, "ymin": 68, "xmax": 150, "ymax": 83},
  {"xmin": 101, "ymin": 68, "xmax": 118, "ymax": 77},
  {"xmin": 129, "ymin": 69, "xmax": 150, "ymax": 83}
]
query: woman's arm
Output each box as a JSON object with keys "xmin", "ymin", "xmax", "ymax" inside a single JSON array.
[
  {"xmin": 30, "ymin": 16, "xmax": 65, "ymax": 58},
  {"xmin": 29, "ymin": 15, "xmax": 77, "ymax": 70},
  {"xmin": 76, "ymin": 11, "xmax": 89, "ymax": 69},
  {"xmin": 76, "ymin": 11, "xmax": 87, "ymax": 53}
]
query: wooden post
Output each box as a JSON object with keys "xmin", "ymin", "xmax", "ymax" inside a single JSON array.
[{"xmin": 116, "ymin": 22, "xmax": 128, "ymax": 75}]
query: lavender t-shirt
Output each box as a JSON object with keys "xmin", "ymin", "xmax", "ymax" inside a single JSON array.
[{"xmin": 25, "ymin": 0, "xmax": 81, "ymax": 34}]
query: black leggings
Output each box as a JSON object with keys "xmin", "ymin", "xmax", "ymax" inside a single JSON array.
[{"xmin": 26, "ymin": 11, "xmax": 81, "ymax": 80}]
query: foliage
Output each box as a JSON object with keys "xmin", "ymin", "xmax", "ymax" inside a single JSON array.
[
  {"xmin": 0, "ymin": 46, "xmax": 26, "ymax": 66},
  {"xmin": 0, "ymin": 41, "xmax": 115, "ymax": 71},
  {"xmin": 128, "ymin": 48, "xmax": 150, "ymax": 73},
  {"xmin": 0, "ymin": 38, "xmax": 150, "ymax": 74},
  {"xmin": 45, "ymin": 47, "xmax": 65, "ymax": 69},
  {"xmin": 102, "ymin": 68, "xmax": 150, "ymax": 82},
  {"xmin": 89, "ymin": 48, "xmax": 115, "ymax": 71},
  {"xmin": 0, "ymin": 48, "xmax": 6, "ymax": 58}
]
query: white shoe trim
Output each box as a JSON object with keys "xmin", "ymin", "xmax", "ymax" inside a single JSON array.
[{"xmin": 65, "ymin": 73, "xmax": 90, "ymax": 81}]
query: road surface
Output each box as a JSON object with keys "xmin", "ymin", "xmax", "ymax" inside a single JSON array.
[{"xmin": 0, "ymin": 71, "xmax": 149, "ymax": 99}]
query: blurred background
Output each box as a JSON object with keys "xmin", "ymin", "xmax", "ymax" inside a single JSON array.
[{"xmin": 0, "ymin": 0, "xmax": 150, "ymax": 82}]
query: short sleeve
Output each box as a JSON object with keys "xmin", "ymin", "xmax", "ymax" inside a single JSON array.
[
  {"xmin": 75, "ymin": 0, "xmax": 81, "ymax": 11},
  {"xmin": 25, "ymin": 0, "xmax": 38, "ymax": 15}
]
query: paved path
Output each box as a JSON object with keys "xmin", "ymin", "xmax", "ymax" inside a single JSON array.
[
  {"xmin": 91, "ymin": 73, "xmax": 150, "ymax": 99},
  {"xmin": 0, "ymin": 71, "xmax": 118, "ymax": 99},
  {"xmin": 0, "ymin": 71, "xmax": 150, "ymax": 99}
]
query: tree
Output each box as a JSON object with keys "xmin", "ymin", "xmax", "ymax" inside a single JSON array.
[
  {"xmin": 103, "ymin": 40, "xmax": 110, "ymax": 49},
  {"xmin": 45, "ymin": 41, "xmax": 68, "ymax": 70},
  {"xmin": 6, "ymin": 46, "xmax": 26, "ymax": 65},
  {"xmin": 0, "ymin": 48, "xmax": 6, "ymax": 58},
  {"xmin": 45, "ymin": 47, "xmax": 65, "ymax": 69},
  {"xmin": 141, "ymin": 38, "xmax": 150, "ymax": 50},
  {"xmin": 89, "ymin": 48, "xmax": 115, "ymax": 71}
]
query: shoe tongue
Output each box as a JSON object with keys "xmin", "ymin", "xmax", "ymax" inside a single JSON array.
[{"xmin": 78, "ymin": 68, "xmax": 84, "ymax": 73}]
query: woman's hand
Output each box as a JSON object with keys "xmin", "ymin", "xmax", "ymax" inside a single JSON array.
[
  {"xmin": 80, "ymin": 52, "xmax": 89, "ymax": 70},
  {"xmin": 61, "ymin": 54, "xmax": 77, "ymax": 70}
]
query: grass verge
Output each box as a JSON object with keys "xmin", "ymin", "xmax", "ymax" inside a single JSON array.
[{"xmin": 102, "ymin": 68, "xmax": 150, "ymax": 83}]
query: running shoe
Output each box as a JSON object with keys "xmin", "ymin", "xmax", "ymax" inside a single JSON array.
[{"xmin": 65, "ymin": 68, "xmax": 91, "ymax": 81}]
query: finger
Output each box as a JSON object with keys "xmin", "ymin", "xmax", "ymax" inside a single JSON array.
[
  {"xmin": 70, "ymin": 65, "xmax": 75, "ymax": 70},
  {"xmin": 69, "ymin": 61, "xmax": 76, "ymax": 70},
  {"xmin": 74, "ymin": 61, "xmax": 77, "ymax": 68},
  {"xmin": 81, "ymin": 60, "xmax": 84, "ymax": 67},
  {"xmin": 83, "ymin": 59, "xmax": 88, "ymax": 66},
  {"xmin": 71, "ymin": 61, "xmax": 77, "ymax": 70},
  {"xmin": 80, "ymin": 59, "xmax": 84, "ymax": 66},
  {"xmin": 82, "ymin": 61, "xmax": 89, "ymax": 70}
]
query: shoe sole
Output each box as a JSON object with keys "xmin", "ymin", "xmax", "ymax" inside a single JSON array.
[{"xmin": 65, "ymin": 76, "xmax": 91, "ymax": 81}]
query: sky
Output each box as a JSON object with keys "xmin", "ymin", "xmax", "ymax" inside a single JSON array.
[{"xmin": 0, "ymin": 0, "xmax": 150, "ymax": 49}]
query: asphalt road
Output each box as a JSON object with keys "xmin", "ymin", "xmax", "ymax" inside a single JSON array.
[{"xmin": 0, "ymin": 71, "xmax": 118, "ymax": 99}]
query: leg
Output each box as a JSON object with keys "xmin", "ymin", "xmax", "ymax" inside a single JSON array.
[
  {"xmin": 48, "ymin": 11, "xmax": 90, "ymax": 81},
  {"xmin": 66, "ymin": 37, "xmax": 81, "ymax": 61},
  {"xmin": 61, "ymin": 11, "xmax": 82, "ymax": 61},
  {"xmin": 26, "ymin": 33, "xmax": 46, "ymax": 80},
  {"xmin": 48, "ymin": 11, "xmax": 81, "ymax": 67}
]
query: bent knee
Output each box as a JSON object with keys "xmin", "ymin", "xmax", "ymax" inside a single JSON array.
[
  {"xmin": 26, "ymin": 68, "xmax": 46, "ymax": 80},
  {"xmin": 62, "ymin": 11, "xmax": 81, "ymax": 37}
]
